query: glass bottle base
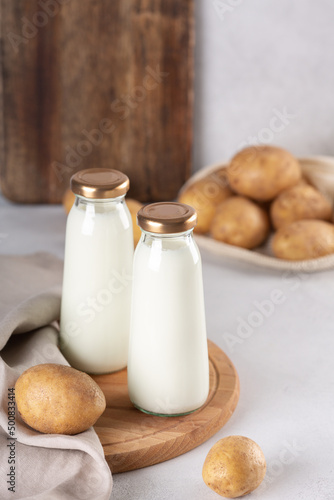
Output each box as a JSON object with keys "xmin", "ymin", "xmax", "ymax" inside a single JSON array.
[
  {"xmin": 132, "ymin": 402, "xmax": 201, "ymax": 417},
  {"xmin": 86, "ymin": 365, "xmax": 127, "ymax": 376}
]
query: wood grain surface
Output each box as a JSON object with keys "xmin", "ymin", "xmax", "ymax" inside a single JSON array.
[
  {"xmin": 0, "ymin": 0, "xmax": 194, "ymax": 203},
  {"xmin": 92, "ymin": 340, "xmax": 240, "ymax": 473}
]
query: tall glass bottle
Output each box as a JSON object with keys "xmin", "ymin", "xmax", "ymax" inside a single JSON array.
[
  {"xmin": 60, "ymin": 168, "xmax": 133, "ymax": 374},
  {"xmin": 128, "ymin": 202, "xmax": 209, "ymax": 416}
]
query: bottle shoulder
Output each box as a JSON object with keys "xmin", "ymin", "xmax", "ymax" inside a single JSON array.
[
  {"xmin": 67, "ymin": 198, "xmax": 132, "ymax": 234},
  {"xmin": 135, "ymin": 233, "xmax": 201, "ymax": 267}
]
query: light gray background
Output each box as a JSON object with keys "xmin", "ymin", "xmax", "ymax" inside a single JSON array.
[{"xmin": 194, "ymin": 0, "xmax": 334, "ymax": 170}]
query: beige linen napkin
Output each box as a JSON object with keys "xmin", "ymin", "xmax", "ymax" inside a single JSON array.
[{"xmin": 0, "ymin": 253, "xmax": 112, "ymax": 500}]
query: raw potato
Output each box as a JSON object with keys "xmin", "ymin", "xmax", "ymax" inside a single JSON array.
[
  {"xmin": 202, "ymin": 435, "xmax": 266, "ymax": 498},
  {"xmin": 15, "ymin": 364, "xmax": 106, "ymax": 435},
  {"xmin": 178, "ymin": 169, "xmax": 233, "ymax": 234},
  {"xmin": 227, "ymin": 145, "xmax": 301, "ymax": 201},
  {"xmin": 272, "ymin": 220, "xmax": 334, "ymax": 260},
  {"xmin": 210, "ymin": 196, "xmax": 270, "ymax": 249},
  {"xmin": 62, "ymin": 188, "xmax": 75, "ymax": 214},
  {"xmin": 296, "ymin": 176, "xmax": 312, "ymax": 187},
  {"xmin": 126, "ymin": 198, "xmax": 143, "ymax": 246},
  {"xmin": 271, "ymin": 184, "xmax": 332, "ymax": 229}
]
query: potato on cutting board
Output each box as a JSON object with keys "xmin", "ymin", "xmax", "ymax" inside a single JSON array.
[
  {"xmin": 178, "ymin": 169, "xmax": 233, "ymax": 234},
  {"xmin": 270, "ymin": 184, "xmax": 332, "ymax": 229},
  {"xmin": 210, "ymin": 196, "xmax": 270, "ymax": 249},
  {"xmin": 227, "ymin": 145, "xmax": 301, "ymax": 201},
  {"xmin": 15, "ymin": 364, "xmax": 106, "ymax": 435}
]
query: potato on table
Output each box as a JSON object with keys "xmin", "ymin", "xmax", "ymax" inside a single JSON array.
[
  {"xmin": 178, "ymin": 169, "xmax": 233, "ymax": 234},
  {"xmin": 272, "ymin": 220, "xmax": 334, "ymax": 260},
  {"xmin": 202, "ymin": 435, "xmax": 266, "ymax": 498},
  {"xmin": 15, "ymin": 364, "xmax": 106, "ymax": 435},
  {"xmin": 210, "ymin": 196, "xmax": 270, "ymax": 249},
  {"xmin": 227, "ymin": 145, "xmax": 301, "ymax": 201},
  {"xmin": 271, "ymin": 184, "xmax": 332, "ymax": 229}
]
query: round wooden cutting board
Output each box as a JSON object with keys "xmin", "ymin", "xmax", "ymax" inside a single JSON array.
[{"xmin": 92, "ymin": 340, "xmax": 239, "ymax": 473}]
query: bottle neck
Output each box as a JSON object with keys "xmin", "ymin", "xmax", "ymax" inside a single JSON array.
[
  {"xmin": 74, "ymin": 194, "xmax": 126, "ymax": 212},
  {"xmin": 140, "ymin": 229, "xmax": 195, "ymax": 250}
]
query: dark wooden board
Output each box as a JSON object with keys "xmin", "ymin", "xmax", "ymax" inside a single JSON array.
[
  {"xmin": 0, "ymin": 0, "xmax": 194, "ymax": 203},
  {"xmin": 92, "ymin": 340, "xmax": 240, "ymax": 473}
]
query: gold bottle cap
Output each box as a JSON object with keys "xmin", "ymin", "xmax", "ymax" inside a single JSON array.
[
  {"xmin": 137, "ymin": 202, "xmax": 197, "ymax": 234},
  {"xmin": 71, "ymin": 168, "xmax": 130, "ymax": 199}
]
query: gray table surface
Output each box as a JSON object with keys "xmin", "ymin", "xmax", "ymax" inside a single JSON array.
[{"xmin": 0, "ymin": 193, "xmax": 333, "ymax": 500}]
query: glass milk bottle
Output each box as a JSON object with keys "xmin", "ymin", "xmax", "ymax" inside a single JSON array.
[
  {"xmin": 128, "ymin": 202, "xmax": 209, "ymax": 416},
  {"xmin": 60, "ymin": 168, "xmax": 133, "ymax": 374}
]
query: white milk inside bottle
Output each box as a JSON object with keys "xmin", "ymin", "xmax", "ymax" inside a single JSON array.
[
  {"xmin": 128, "ymin": 202, "xmax": 209, "ymax": 416},
  {"xmin": 60, "ymin": 169, "xmax": 133, "ymax": 374}
]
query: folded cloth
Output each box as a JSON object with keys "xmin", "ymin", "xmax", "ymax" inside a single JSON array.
[{"xmin": 0, "ymin": 253, "xmax": 113, "ymax": 500}]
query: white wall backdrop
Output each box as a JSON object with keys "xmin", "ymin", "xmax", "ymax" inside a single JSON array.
[{"xmin": 193, "ymin": 0, "xmax": 334, "ymax": 170}]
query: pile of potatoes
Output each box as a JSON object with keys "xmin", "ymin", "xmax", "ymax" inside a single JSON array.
[{"xmin": 178, "ymin": 145, "xmax": 334, "ymax": 261}]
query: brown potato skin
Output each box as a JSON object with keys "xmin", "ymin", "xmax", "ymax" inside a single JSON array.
[
  {"xmin": 62, "ymin": 188, "xmax": 75, "ymax": 214},
  {"xmin": 272, "ymin": 220, "xmax": 334, "ymax": 260},
  {"xmin": 202, "ymin": 435, "xmax": 266, "ymax": 498},
  {"xmin": 210, "ymin": 196, "xmax": 270, "ymax": 249},
  {"xmin": 15, "ymin": 364, "xmax": 106, "ymax": 435},
  {"xmin": 296, "ymin": 176, "xmax": 312, "ymax": 187},
  {"xmin": 227, "ymin": 145, "xmax": 301, "ymax": 201},
  {"xmin": 126, "ymin": 198, "xmax": 143, "ymax": 246},
  {"xmin": 271, "ymin": 185, "xmax": 332, "ymax": 229},
  {"xmin": 178, "ymin": 170, "xmax": 233, "ymax": 234}
]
